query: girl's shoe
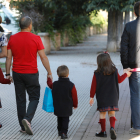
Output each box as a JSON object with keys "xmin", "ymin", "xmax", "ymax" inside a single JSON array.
[
  {"xmin": 0, "ymin": 123, "xmax": 2, "ymax": 128},
  {"xmin": 110, "ymin": 127, "xmax": 117, "ymax": 139},
  {"xmin": 95, "ymin": 131, "xmax": 107, "ymax": 137}
]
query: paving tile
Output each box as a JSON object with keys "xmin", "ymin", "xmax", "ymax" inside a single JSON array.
[
  {"xmin": 0, "ymin": 35, "xmax": 109, "ymax": 140},
  {"xmin": 0, "ymin": 34, "xmax": 138, "ymax": 140},
  {"xmin": 71, "ymin": 35, "xmax": 139, "ymax": 140}
]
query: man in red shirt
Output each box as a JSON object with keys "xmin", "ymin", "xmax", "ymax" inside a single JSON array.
[{"xmin": 6, "ymin": 16, "xmax": 52, "ymax": 135}]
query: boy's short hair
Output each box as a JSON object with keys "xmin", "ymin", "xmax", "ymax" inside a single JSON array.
[
  {"xmin": 134, "ymin": 1, "xmax": 140, "ymax": 17},
  {"xmin": 57, "ymin": 65, "xmax": 69, "ymax": 77}
]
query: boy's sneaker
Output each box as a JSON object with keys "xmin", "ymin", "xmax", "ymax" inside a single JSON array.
[
  {"xmin": 110, "ymin": 127, "xmax": 117, "ymax": 139},
  {"xmin": 129, "ymin": 128, "xmax": 140, "ymax": 135},
  {"xmin": 61, "ymin": 133, "xmax": 68, "ymax": 139},
  {"xmin": 95, "ymin": 131, "xmax": 107, "ymax": 137},
  {"xmin": 0, "ymin": 123, "xmax": 2, "ymax": 128},
  {"xmin": 22, "ymin": 119, "xmax": 33, "ymax": 135}
]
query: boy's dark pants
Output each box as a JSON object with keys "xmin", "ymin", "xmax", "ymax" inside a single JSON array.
[
  {"xmin": 57, "ymin": 117, "xmax": 69, "ymax": 134},
  {"xmin": 13, "ymin": 71, "xmax": 40, "ymax": 131}
]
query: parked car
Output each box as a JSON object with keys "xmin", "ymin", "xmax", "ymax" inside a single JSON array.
[
  {"xmin": 4, "ymin": 16, "xmax": 11, "ymax": 25},
  {"xmin": 0, "ymin": 9, "xmax": 11, "ymax": 25}
]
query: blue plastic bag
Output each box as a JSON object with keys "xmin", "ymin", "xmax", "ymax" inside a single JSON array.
[{"xmin": 42, "ymin": 87, "xmax": 54, "ymax": 113}]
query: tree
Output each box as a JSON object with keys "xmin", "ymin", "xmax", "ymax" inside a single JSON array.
[
  {"xmin": 10, "ymin": 0, "xmax": 92, "ymax": 30},
  {"xmin": 10, "ymin": 0, "xmax": 93, "ymax": 44},
  {"xmin": 84, "ymin": 0, "xmax": 139, "ymax": 52}
]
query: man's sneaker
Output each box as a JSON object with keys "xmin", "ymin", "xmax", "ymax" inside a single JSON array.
[
  {"xmin": 61, "ymin": 133, "xmax": 68, "ymax": 139},
  {"xmin": 20, "ymin": 129, "xmax": 26, "ymax": 133},
  {"xmin": 22, "ymin": 119, "xmax": 33, "ymax": 135},
  {"xmin": 110, "ymin": 127, "xmax": 117, "ymax": 139},
  {"xmin": 129, "ymin": 128, "xmax": 140, "ymax": 135},
  {"xmin": 95, "ymin": 131, "xmax": 107, "ymax": 137},
  {"xmin": 0, "ymin": 123, "xmax": 2, "ymax": 128}
]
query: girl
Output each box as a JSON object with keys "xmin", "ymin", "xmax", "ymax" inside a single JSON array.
[
  {"xmin": 0, "ymin": 68, "xmax": 11, "ymax": 128},
  {"xmin": 0, "ymin": 66, "xmax": 11, "ymax": 129},
  {"xmin": 89, "ymin": 52, "xmax": 132, "ymax": 140},
  {"xmin": 0, "ymin": 32, "xmax": 11, "ymax": 128}
]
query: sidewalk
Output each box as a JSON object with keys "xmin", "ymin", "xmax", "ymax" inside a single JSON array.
[
  {"xmin": 0, "ymin": 34, "xmax": 137, "ymax": 140},
  {"xmin": 73, "ymin": 70, "xmax": 139, "ymax": 140},
  {"xmin": 72, "ymin": 40, "xmax": 140, "ymax": 140}
]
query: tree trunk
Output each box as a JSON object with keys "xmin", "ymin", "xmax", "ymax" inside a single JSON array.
[
  {"xmin": 116, "ymin": 11, "xmax": 123, "ymax": 49},
  {"xmin": 132, "ymin": 12, "xmax": 135, "ymax": 20},
  {"xmin": 122, "ymin": 11, "xmax": 130, "ymax": 34},
  {"xmin": 125, "ymin": 11, "xmax": 130, "ymax": 24},
  {"xmin": 107, "ymin": 9, "xmax": 117, "ymax": 52}
]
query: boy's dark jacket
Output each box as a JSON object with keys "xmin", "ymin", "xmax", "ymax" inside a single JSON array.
[{"xmin": 47, "ymin": 77, "xmax": 78, "ymax": 117}]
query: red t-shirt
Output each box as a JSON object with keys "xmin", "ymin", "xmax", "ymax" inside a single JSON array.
[{"xmin": 7, "ymin": 32, "xmax": 44, "ymax": 74}]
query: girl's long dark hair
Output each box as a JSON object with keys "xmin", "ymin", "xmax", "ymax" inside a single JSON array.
[{"xmin": 95, "ymin": 53, "xmax": 116, "ymax": 75}]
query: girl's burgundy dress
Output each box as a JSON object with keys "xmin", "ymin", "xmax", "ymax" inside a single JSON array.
[{"xmin": 0, "ymin": 68, "xmax": 10, "ymax": 108}]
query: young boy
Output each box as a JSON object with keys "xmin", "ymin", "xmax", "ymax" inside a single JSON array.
[{"xmin": 47, "ymin": 65, "xmax": 78, "ymax": 140}]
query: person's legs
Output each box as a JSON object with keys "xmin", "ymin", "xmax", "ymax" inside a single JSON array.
[
  {"xmin": 21, "ymin": 73, "xmax": 40, "ymax": 135},
  {"xmin": 96, "ymin": 112, "xmax": 107, "ymax": 137},
  {"xmin": 129, "ymin": 72, "xmax": 140, "ymax": 130},
  {"xmin": 0, "ymin": 123, "xmax": 2, "ymax": 128},
  {"xmin": 0, "ymin": 98, "xmax": 2, "ymax": 128},
  {"xmin": 23, "ymin": 73, "xmax": 40, "ymax": 123},
  {"xmin": 57, "ymin": 117, "xmax": 62, "ymax": 136},
  {"xmin": 99, "ymin": 112, "xmax": 106, "ymax": 132},
  {"xmin": 108, "ymin": 111, "xmax": 116, "ymax": 128},
  {"xmin": 61, "ymin": 117, "xmax": 69, "ymax": 139},
  {"xmin": 61, "ymin": 117, "xmax": 69, "ymax": 134},
  {"xmin": 108, "ymin": 111, "xmax": 117, "ymax": 139},
  {"xmin": 13, "ymin": 71, "xmax": 26, "ymax": 131}
]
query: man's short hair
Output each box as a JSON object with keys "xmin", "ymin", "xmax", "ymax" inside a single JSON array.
[
  {"xmin": 0, "ymin": 16, "xmax": 2, "ymax": 24},
  {"xmin": 57, "ymin": 65, "xmax": 69, "ymax": 77},
  {"xmin": 134, "ymin": 1, "xmax": 140, "ymax": 17},
  {"xmin": 19, "ymin": 16, "xmax": 32, "ymax": 29}
]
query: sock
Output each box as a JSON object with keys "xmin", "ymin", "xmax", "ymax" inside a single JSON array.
[
  {"xmin": 98, "ymin": 119, "xmax": 106, "ymax": 132},
  {"xmin": 109, "ymin": 116, "xmax": 116, "ymax": 128}
]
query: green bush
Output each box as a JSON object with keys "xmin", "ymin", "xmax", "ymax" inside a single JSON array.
[
  {"xmin": 66, "ymin": 15, "xmax": 92, "ymax": 45},
  {"xmin": 90, "ymin": 11, "xmax": 107, "ymax": 33}
]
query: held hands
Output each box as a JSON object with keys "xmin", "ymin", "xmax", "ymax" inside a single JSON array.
[
  {"xmin": 47, "ymin": 74, "xmax": 53, "ymax": 81},
  {"xmin": 123, "ymin": 68, "xmax": 133, "ymax": 77},
  {"xmin": 6, "ymin": 76, "xmax": 13, "ymax": 84},
  {"xmin": 89, "ymin": 98, "xmax": 94, "ymax": 106},
  {"xmin": 73, "ymin": 107, "xmax": 77, "ymax": 110},
  {"xmin": 126, "ymin": 71, "xmax": 132, "ymax": 77}
]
